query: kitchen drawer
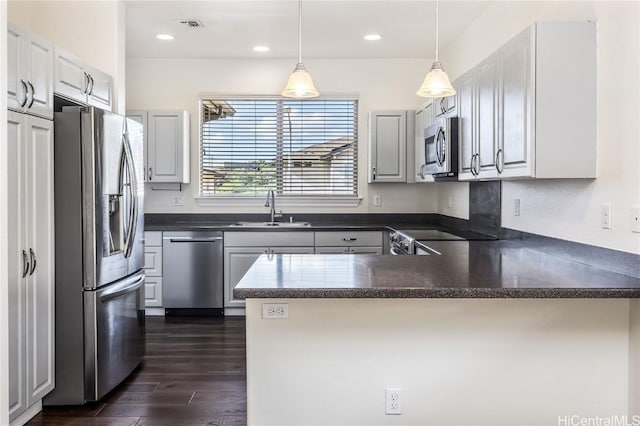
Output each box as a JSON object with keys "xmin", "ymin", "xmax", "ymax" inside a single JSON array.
[
  {"xmin": 349, "ymin": 246, "xmax": 383, "ymax": 255},
  {"xmin": 224, "ymin": 231, "xmax": 314, "ymax": 247},
  {"xmin": 145, "ymin": 231, "xmax": 162, "ymax": 247},
  {"xmin": 144, "ymin": 247, "xmax": 162, "ymax": 276},
  {"xmin": 144, "ymin": 277, "xmax": 162, "ymax": 307},
  {"xmin": 314, "ymin": 231, "xmax": 382, "ymax": 247}
]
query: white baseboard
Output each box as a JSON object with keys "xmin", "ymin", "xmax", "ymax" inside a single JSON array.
[
  {"xmin": 145, "ymin": 307, "xmax": 165, "ymax": 316},
  {"xmin": 11, "ymin": 400, "xmax": 42, "ymax": 426},
  {"xmin": 224, "ymin": 307, "xmax": 246, "ymax": 316}
]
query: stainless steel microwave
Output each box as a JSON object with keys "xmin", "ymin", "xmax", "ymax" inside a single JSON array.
[{"xmin": 422, "ymin": 117, "xmax": 459, "ymax": 178}]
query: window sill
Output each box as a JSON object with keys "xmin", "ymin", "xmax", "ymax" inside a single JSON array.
[{"xmin": 195, "ymin": 196, "xmax": 362, "ymax": 208}]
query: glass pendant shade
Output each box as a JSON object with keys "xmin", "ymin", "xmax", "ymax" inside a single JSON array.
[
  {"xmin": 281, "ymin": 63, "xmax": 319, "ymax": 98},
  {"xmin": 417, "ymin": 61, "xmax": 456, "ymax": 98}
]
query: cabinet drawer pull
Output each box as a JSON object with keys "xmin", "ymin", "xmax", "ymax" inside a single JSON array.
[
  {"xmin": 343, "ymin": 237, "xmax": 357, "ymax": 242},
  {"xmin": 27, "ymin": 81, "xmax": 35, "ymax": 108},
  {"xmin": 29, "ymin": 248, "xmax": 37, "ymax": 275},
  {"xmin": 22, "ymin": 250, "xmax": 30, "ymax": 278}
]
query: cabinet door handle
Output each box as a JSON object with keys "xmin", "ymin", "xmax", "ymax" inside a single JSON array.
[
  {"xmin": 20, "ymin": 80, "xmax": 29, "ymax": 107},
  {"xmin": 440, "ymin": 98, "xmax": 447, "ymax": 115},
  {"xmin": 474, "ymin": 153, "xmax": 481, "ymax": 176},
  {"xmin": 469, "ymin": 154, "xmax": 477, "ymax": 176},
  {"xmin": 495, "ymin": 149, "xmax": 504, "ymax": 174},
  {"xmin": 29, "ymin": 248, "xmax": 36, "ymax": 275},
  {"xmin": 22, "ymin": 250, "xmax": 30, "ymax": 278},
  {"xmin": 89, "ymin": 74, "xmax": 95, "ymax": 95},
  {"xmin": 84, "ymin": 72, "xmax": 90, "ymax": 94},
  {"xmin": 343, "ymin": 237, "xmax": 357, "ymax": 242},
  {"xmin": 27, "ymin": 81, "xmax": 35, "ymax": 108},
  {"xmin": 372, "ymin": 167, "xmax": 376, "ymax": 181},
  {"xmin": 148, "ymin": 167, "xmax": 152, "ymax": 181}
]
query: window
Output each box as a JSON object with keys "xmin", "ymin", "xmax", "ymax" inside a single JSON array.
[{"xmin": 200, "ymin": 98, "xmax": 358, "ymax": 198}]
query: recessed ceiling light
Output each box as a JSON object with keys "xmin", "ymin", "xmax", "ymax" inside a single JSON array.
[
  {"xmin": 253, "ymin": 46, "xmax": 270, "ymax": 52},
  {"xmin": 364, "ymin": 34, "xmax": 382, "ymax": 41},
  {"xmin": 156, "ymin": 34, "xmax": 175, "ymax": 41}
]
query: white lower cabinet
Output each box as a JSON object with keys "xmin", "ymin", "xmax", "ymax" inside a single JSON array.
[
  {"xmin": 7, "ymin": 111, "xmax": 55, "ymax": 424},
  {"xmin": 143, "ymin": 231, "xmax": 163, "ymax": 311},
  {"xmin": 144, "ymin": 277, "xmax": 163, "ymax": 307},
  {"xmin": 223, "ymin": 232, "xmax": 315, "ymax": 310},
  {"xmin": 315, "ymin": 246, "xmax": 383, "ymax": 255},
  {"xmin": 224, "ymin": 246, "xmax": 314, "ymax": 309}
]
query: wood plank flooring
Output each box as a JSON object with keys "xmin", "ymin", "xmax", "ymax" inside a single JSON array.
[{"xmin": 27, "ymin": 316, "xmax": 247, "ymax": 426}]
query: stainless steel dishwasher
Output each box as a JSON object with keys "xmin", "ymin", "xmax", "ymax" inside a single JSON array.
[{"xmin": 162, "ymin": 231, "xmax": 224, "ymax": 316}]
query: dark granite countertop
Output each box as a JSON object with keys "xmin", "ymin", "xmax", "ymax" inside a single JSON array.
[
  {"xmin": 234, "ymin": 240, "xmax": 640, "ymax": 299},
  {"xmin": 144, "ymin": 222, "xmax": 390, "ymax": 232}
]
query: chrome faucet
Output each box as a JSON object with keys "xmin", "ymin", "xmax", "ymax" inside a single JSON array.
[{"xmin": 265, "ymin": 189, "xmax": 277, "ymax": 223}]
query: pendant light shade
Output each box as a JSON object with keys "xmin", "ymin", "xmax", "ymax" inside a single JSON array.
[
  {"xmin": 416, "ymin": 62, "xmax": 456, "ymax": 97},
  {"xmin": 281, "ymin": 0, "xmax": 319, "ymax": 98},
  {"xmin": 417, "ymin": 0, "xmax": 456, "ymax": 98}
]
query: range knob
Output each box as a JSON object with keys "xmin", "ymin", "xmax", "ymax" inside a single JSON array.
[{"xmin": 390, "ymin": 232, "xmax": 398, "ymax": 242}]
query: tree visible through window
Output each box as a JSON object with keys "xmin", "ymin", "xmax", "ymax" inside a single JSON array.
[{"xmin": 200, "ymin": 98, "xmax": 358, "ymax": 197}]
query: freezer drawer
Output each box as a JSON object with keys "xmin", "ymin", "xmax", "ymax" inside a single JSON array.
[
  {"xmin": 84, "ymin": 271, "xmax": 145, "ymax": 401},
  {"xmin": 162, "ymin": 231, "xmax": 223, "ymax": 313}
]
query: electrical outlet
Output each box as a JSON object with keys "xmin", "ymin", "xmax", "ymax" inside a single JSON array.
[
  {"xmin": 373, "ymin": 194, "xmax": 382, "ymax": 206},
  {"xmin": 173, "ymin": 195, "xmax": 184, "ymax": 206},
  {"xmin": 601, "ymin": 203, "xmax": 612, "ymax": 229},
  {"xmin": 385, "ymin": 388, "xmax": 402, "ymax": 415},
  {"xmin": 262, "ymin": 303, "xmax": 289, "ymax": 319},
  {"xmin": 514, "ymin": 199, "xmax": 521, "ymax": 216},
  {"xmin": 632, "ymin": 206, "xmax": 640, "ymax": 233}
]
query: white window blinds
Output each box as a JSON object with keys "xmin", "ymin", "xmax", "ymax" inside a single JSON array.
[{"xmin": 200, "ymin": 98, "xmax": 358, "ymax": 197}]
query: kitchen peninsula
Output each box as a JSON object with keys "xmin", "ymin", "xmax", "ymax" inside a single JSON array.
[{"xmin": 235, "ymin": 241, "xmax": 640, "ymax": 426}]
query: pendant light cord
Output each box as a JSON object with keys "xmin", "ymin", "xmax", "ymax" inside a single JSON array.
[
  {"xmin": 435, "ymin": 0, "xmax": 439, "ymax": 62},
  {"xmin": 298, "ymin": 0, "xmax": 302, "ymax": 64}
]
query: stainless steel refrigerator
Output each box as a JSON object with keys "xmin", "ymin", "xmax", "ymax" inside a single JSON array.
[{"xmin": 44, "ymin": 106, "xmax": 145, "ymax": 405}]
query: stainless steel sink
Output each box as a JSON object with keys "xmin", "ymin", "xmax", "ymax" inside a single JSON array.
[{"xmin": 229, "ymin": 221, "xmax": 311, "ymax": 228}]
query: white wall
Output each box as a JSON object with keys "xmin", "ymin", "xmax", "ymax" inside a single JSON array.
[
  {"xmin": 126, "ymin": 58, "xmax": 439, "ymax": 214},
  {"xmin": 246, "ymin": 298, "xmax": 632, "ymax": 425},
  {"xmin": 1, "ymin": 2, "xmax": 9, "ymax": 424},
  {"xmin": 8, "ymin": 0, "xmax": 126, "ymax": 114},
  {"xmin": 438, "ymin": 0, "xmax": 640, "ymax": 254}
]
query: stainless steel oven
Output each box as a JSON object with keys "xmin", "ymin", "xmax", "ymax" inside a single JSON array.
[{"xmin": 423, "ymin": 117, "xmax": 459, "ymax": 178}]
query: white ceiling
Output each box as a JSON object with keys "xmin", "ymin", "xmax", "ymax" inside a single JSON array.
[{"xmin": 125, "ymin": 0, "xmax": 491, "ymax": 59}]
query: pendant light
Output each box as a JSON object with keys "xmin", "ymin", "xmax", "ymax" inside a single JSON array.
[
  {"xmin": 416, "ymin": 0, "xmax": 456, "ymax": 98},
  {"xmin": 281, "ymin": 0, "xmax": 319, "ymax": 98}
]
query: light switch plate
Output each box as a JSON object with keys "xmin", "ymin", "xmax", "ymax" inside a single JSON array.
[{"xmin": 601, "ymin": 203, "xmax": 612, "ymax": 229}]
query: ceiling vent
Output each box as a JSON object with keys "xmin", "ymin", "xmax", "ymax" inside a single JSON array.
[{"xmin": 179, "ymin": 19, "xmax": 204, "ymax": 29}]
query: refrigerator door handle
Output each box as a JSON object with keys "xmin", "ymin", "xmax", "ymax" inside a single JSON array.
[
  {"xmin": 121, "ymin": 133, "xmax": 139, "ymax": 258},
  {"xmin": 98, "ymin": 272, "xmax": 145, "ymax": 302}
]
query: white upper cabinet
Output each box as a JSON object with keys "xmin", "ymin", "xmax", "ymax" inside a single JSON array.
[
  {"xmin": 7, "ymin": 24, "xmax": 54, "ymax": 119},
  {"xmin": 127, "ymin": 110, "xmax": 191, "ymax": 184},
  {"xmin": 54, "ymin": 47, "xmax": 113, "ymax": 111},
  {"xmin": 368, "ymin": 110, "xmax": 415, "ymax": 183},
  {"xmin": 456, "ymin": 68, "xmax": 476, "ymax": 180},
  {"xmin": 497, "ymin": 21, "xmax": 597, "ymax": 179},
  {"xmin": 456, "ymin": 21, "xmax": 596, "ymax": 180},
  {"xmin": 457, "ymin": 53, "xmax": 499, "ymax": 181}
]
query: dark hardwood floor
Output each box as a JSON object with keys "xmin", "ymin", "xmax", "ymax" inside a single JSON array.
[{"xmin": 27, "ymin": 316, "xmax": 247, "ymax": 426}]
